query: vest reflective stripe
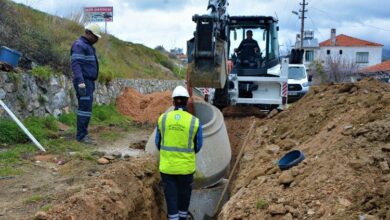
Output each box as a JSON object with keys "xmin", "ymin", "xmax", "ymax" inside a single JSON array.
[
  {"xmin": 161, "ymin": 113, "xmax": 196, "ymax": 153},
  {"xmin": 158, "ymin": 110, "xmax": 199, "ymax": 174}
]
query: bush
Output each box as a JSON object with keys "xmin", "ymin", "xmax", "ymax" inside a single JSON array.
[{"xmin": 31, "ymin": 65, "xmax": 56, "ymax": 80}]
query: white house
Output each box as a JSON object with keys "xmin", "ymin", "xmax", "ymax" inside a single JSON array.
[
  {"xmin": 294, "ymin": 30, "xmax": 320, "ymax": 67},
  {"xmin": 318, "ymin": 29, "xmax": 383, "ymax": 68}
]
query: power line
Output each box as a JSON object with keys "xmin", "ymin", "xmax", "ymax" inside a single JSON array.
[{"xmin": 310, "ymin": 6, "xmax": 390, "ymax": 33}]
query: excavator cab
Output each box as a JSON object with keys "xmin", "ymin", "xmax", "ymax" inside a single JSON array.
[{"xmin": 228, "ymin": 16, "xmax": 280, "ymax": 77}]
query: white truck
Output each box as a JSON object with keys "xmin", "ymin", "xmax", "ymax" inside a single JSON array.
[{"xmin": 287, "ymin": 64, "xmax": 311, "ymax": 102}]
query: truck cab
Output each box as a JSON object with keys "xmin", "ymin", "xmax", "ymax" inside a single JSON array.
[{"xmin": 287, "ymin": 64, "xmax": 310, "ymax": 102}]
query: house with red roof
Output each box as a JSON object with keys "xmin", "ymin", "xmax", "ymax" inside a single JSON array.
[
  {"xmin": 356, "ymin": 60, "xmax": 390, "ymax": 83},
  {"xmin": 319, "ymin": 29, "xmax": 383, "ymax": 68}
]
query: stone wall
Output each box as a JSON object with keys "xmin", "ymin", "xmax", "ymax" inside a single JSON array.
[{"xmin": 0, "ymin": 71, "xmax": 184, "ymax": 119}]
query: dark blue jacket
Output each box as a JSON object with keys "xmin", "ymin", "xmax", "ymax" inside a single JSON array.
[{"xmin": 70, "ymin": 36, "xmax": 99, "ymax": 84}]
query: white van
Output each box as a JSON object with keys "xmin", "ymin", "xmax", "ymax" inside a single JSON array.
[{"xmin": 287, "ymin": 64, "xmax": 310, "ymax": 102}]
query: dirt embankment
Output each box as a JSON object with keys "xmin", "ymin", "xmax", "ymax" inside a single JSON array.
[
  {"xmin": 219, "ymin": 78, "xmax": 390, "ymax": 220},
  {"xmin": 46, "ymin": 156, "xmax": 165, "ymax": 220},
  {"xmin": 116, "ymin": 88, "xmax": 172, "ymax": 124}
]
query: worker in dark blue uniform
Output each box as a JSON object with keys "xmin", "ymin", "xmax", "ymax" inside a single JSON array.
[
  {"xmin": 70, "ymin": 24, "xmax": 101, "ymax": 144},
  {"xmin": 155, "ymin": 86, "xmax": 203, "ymax": 220}
]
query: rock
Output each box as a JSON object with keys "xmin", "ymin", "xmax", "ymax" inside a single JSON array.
[
  {"xmin": 381, "ymin": 144, "xmax": 390, "ymax": 152},
  {"xmin": 268, "ymin": 109, "xmax": 279, "ymax": 118},
  {"xmin": 281, "ymin": 213, "xmax": 293, "ymax": 220},
  {"xmin": 338, "ymin": 198, "xmax": 352, "ymax": 207},
  {"xmin": 285, "ymin": 205, "xmax": 299, "ymax": 217},
  {"xmin": 348, "ymin": 159, "xmax": 366, "ymax": 170},
  {"xmin": 266, "ymin": 166, "xmax": 278, "ymax": 175},
  {"xmin": 91, "ymin": 151, "xmax": 105, "ymax": 157},
  {"xmin": 359, "ymin": 214, "xmax": 379, "ymax": 220},
  {"xmin": 97, "ymin": 158, "xmax": 110, "ymax": 165},
  {"xmin": 344, "ymin": 125, "xmax": 353, "ymax": 130},
  {"xmin": 265, "ymin": 144, "xmax": 280, "ymax": 154},
  {"xmin": 53, "ymin": 109, "xmax": 61, "ymax": 117},
  {"xmin": 327, "ymin": 124, "xmax": 336, "ymax": 131},
  {"xmin": 112, "ymin": 151, "xmax": 122, "ymax": 158},
  {"xmin": 4, "ymin": 83, "xmax": 15, "ymax": 93},
  {"xmin": 0, "ymin": 88, "xmax": 5, "ymax": 99},
  {"xmin": 104, "ymin": 155, "xmax": 116, "ymax": 160},
  {"xmin": 379, "ymin": 161, "xmax": 390, "ymax": 174},
  {"xmin": 278, "ymin": 171, "xmax": 294, "ymax": 185},
  {"xmin": 307, "ymin": 209, "xmax": 315, "ymax": 215},
  {"xmin": 34, "ymin": 211, "xmax": 48, "ymax": 220},
  {"xmin": 268, "ymin": 204, "xmax": 286, "ymax": 215}
]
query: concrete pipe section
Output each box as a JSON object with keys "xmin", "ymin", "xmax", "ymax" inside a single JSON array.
[{"xmin": 145, "ymin": 100, "xmax": 231, "ymax": 189}]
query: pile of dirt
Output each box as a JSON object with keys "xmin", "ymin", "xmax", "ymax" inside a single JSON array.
[
  {"xmin": 116, "ymin": 88, "xmax": 172, "ymax": 124},
  {"xmin": 219, "ymin": 78, "xmax": 390, "ymax": 220},
  {"xmin": 45, "ymin": 156, "xmax": 165, "ymax": 220}
]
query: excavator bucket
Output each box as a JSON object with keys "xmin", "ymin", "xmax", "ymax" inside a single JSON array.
[{"xmin": 187, "ymin": 17, "xmax": 228, "ymax": 89}]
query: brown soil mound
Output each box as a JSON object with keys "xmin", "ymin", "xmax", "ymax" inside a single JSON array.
[
  {"xmin": 116, "ymin": 88, "xmax": 172, "ymax": 124},
  {"xmin": 46, "ymin": 156, "xmax": 165, "ymax": 220},
  {"xmin": 219, "ymin": 78, "xmax": 390, "ymax": 220},
  {"xmin": 223, "ymin": 106, "xmax": 268, "ymax": 118}
]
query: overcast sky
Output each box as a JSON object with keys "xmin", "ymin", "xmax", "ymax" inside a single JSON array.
[{"xmin": 12, "ymin": 0, "xmax": 390, "ymax": 52}]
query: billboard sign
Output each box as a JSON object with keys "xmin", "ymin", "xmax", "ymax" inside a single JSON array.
[{"xmin": 84, "ymin": 7, "xmax": 113, "ymax": 22}]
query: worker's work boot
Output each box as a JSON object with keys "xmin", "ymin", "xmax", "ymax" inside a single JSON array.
[{"xmin": 78, "ymin": 135, "xmax": 97, "ymax": 146}]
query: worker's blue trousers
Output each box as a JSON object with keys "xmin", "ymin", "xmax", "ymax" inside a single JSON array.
[
  {"xmin": 74, "ymin": 79, "xmax": 95, "ymax": 141},
  {"xmin": 161, "ymin": 173, "xmax": 193, "ymax": 220}
]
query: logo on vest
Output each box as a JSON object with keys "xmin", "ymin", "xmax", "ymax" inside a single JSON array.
[{"xmin": 174, "ymin": 114, "xmax": 181, "ymax": 121}]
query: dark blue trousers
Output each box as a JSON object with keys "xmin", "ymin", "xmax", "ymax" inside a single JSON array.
[
  {"xmin": 160, "ymin": 173, "xmax": 193, "ymax": 220},
  {"xmin": 73, "ymin": 79, "xmax": 95, "ymax": 141}
]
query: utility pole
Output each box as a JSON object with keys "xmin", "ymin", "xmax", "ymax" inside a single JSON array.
[{"xmin": 299, "ymin": 0, "xmax": 308, "ymax": 49}]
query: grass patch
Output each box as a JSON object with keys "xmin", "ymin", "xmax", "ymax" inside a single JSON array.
[
  {"xmin": 23, "ymin": 195, "xmax": 44, "ymax": 204},
  {"xmin": 31, "ymin": 65, "xmax": 58, "ymax": 80},
  {"xmin": 0, "ymin": 104, "xmax": 132, "ymax": 171},
  {"xmin": 0, "ymin": 116, "xmax": 59, "ymax": 145},
  {"xmin": 58, "ymin": 112, "xmax": 76, "ymax": 126},
  {"xmin": 0, "ymin": 166, "xmax": 23, "ymax": 176},
  {"xmin": 40, "ymin": 204, "xmax": 53, "ymax": 212},
  {"xmin": 99, "ymin": 131, "xmax": 123, "ymax": 142},
  {"xmin": 256, "ymin": 198, "xmax": 269, "ymax": 210},
  {"xmin": 91, "ymin": 104, "xmax": 132, "ymax": 127}
]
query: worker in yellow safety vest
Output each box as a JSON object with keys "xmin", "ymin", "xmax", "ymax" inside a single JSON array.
[{"xmin": 155, "ymin": 86, "xmax": 203, "ymax": 220}]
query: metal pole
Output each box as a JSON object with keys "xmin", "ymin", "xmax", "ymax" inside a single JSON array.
[
  {"xmin": 0, "ymin": 100, "xmax": 46, "ymax": 152},
  {"xmin": 105, "ymin": 21, "xmax": 107, "ymax": 34},
  {"xmin": 300, "ymin": 0, "xmax": 308, "ymax": 49}
]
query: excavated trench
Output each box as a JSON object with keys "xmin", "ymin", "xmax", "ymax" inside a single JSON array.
[
  {"xmin": 44, "ymin": 117, "xmax": 249, "ymax": 220},
  {"xmin": 43, "ymin": 89, "xmax": 251, "ymax": 220}
]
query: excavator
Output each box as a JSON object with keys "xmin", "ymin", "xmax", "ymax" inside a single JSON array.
[{"xmin": 187, "ymin": 0, "xmax": 291, "ymax": 111}]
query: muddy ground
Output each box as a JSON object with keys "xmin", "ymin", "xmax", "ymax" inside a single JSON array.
[{"xmin": 1, "ymin": 79, "xmax": 389, "ymax": 220}]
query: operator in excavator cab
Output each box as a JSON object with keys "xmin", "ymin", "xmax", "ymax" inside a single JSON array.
[{"xmin": 234, "ymin": 30, "xmax": 261, "ymax": 68}]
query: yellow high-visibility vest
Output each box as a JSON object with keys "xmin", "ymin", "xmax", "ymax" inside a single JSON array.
[{"xmin": 158, "ymin": 109, "xmax": 199, "ymax": 175}]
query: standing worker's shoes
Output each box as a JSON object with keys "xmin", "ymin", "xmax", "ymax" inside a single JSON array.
[{"xmin": 78, "ymin": 135, "xmax": 97, "ymax": 146}]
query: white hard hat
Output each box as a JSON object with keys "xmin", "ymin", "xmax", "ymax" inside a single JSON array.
[
  {"xmin": 85, "ymin": 23, "xmax": 102, "ymax": 38},
  {"xmin": 172, "ymin": 86, "xmax": 190, "ymax": 98}
]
